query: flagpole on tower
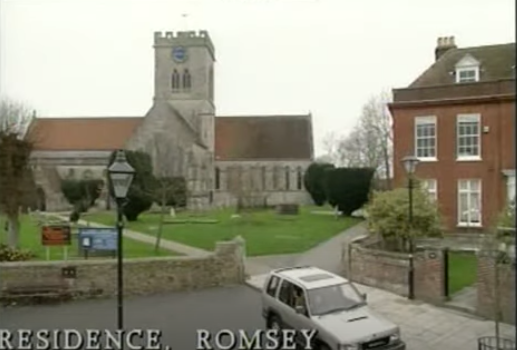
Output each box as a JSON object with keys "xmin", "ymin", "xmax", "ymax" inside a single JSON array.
[{"xmin": 181, "ymin": 13, "xmax": 189, "ymax": 31}]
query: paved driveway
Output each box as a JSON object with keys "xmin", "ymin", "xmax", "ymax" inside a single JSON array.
[
  {"xmin": 2, "ymin": 284, "xmax": 516, "ymax": 350},
  {"xmin": 248, "ymin": 274, "xmax": 516, "ymax": 350},
  {"xmin": 1, "ymin": 286, "xmax": 264, "ymax": 349}
]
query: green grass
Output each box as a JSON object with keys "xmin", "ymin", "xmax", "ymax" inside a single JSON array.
[
  {"xmin": 448, "ymin": 251, "xmax": 478, "ymax": 295},
  {"xmin": 0, "ymin": 215, "xmax": 177, "ymax": 260},
  {"xmin": 83, "ymin": 206, "xmax": 360, "ymax": 257}
]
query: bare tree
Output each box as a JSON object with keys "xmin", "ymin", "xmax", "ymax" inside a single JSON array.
[
  {"xmin": 0, "ymin": 97, "xmax": 36, "ymax": 248},
  {"xmin": 321, "ymin": 131, "xmax": 344, "ymax": 165},
  {"xmin": 337, "ymin": 90, "xmax": 393, "ymax": 188},
  {"xmin": 147, "ymin": 133, "xmax": 186, "ymax": 252},
  {"xmin": 337, "ymin": 127, "xmax": 370, "ymax": 167}
]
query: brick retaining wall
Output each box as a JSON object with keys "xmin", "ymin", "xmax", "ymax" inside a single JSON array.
[
  {"xmin": 0, "ymin": 238, "xmax": 245, "ymax": 300},
  {"xmin": 477, "ymin": 251, "xmax": 516, "ymax": 325},
  {"xmin": 343, "ymin": 234, "xmax": 515, "ymax": 324},
  {"xmin": 345, "ymin": 240, "xmax": 410, "ymax": 296},
  {"xmin": 343, "ymin": 236, "xmax": 446, "ymax": 303}
]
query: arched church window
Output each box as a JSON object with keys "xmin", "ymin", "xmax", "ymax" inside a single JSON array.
[
  {"xmin": 182, "ymin": 69, "xmax": 191, "ymax": 90},
  {"xmin": 171, "ymin": 69, "xmax": 180, "ymax": 91},
  {"xmin": 273, "ymin": 166, "xmax": 281, "ymax": 190},
  {"xmin": 66, "ymin": 168, "xmax": 75, "ymax": 179},
  {"xmin": 284, "ymin": 166, "xmax": 290, "ymax": 190},
  {"xmin": 261, "ymin": 166, "xmax": 267, "ymax": 190},
  {"xmin": 215, "ymin": 167, "xmax": 221, "ymax": 190},
  {"xmin": 296, "ymin": 167, "xmax": 303, "ymax": 190}
]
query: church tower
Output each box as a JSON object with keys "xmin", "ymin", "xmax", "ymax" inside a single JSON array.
[{"xmin": 153, "ymin": 31, "xmax": 216, "ymax": 152}]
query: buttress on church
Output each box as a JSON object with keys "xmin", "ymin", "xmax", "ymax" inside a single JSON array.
[{"xmin": 26, "ymin": 30, "xmax": 314, "ymax": 211}]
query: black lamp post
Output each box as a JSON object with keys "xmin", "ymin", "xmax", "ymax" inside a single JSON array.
[
  {"xmin": 108, "ymin": 150, "xmax": 135, "ymax": 330},
  {"xmin": 402, "ymin": 155, "xmax": 420, "ymax": 300}
]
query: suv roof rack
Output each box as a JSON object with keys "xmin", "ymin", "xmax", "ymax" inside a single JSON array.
[{"xmin": 273, "ymin": 266, "xmax": 314, "ymax": 273}]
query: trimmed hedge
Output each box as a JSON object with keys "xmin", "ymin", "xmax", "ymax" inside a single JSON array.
[
  {"xmin": 323, "ymin": 167, "xmax": 375, "ymax": 216},
  {"xmin": 303, "ymin": 162, "xmax": 335, "ymax": 206}
]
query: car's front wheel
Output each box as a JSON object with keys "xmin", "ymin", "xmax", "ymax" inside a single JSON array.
[{"xmin": 267, "ymin": 314, "xmax": 281, "ymax": 330}]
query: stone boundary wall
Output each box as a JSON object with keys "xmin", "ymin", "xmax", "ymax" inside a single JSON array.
[{"xmin": 0, "ymin": 238, "xmax": 245, "ymax": 300}]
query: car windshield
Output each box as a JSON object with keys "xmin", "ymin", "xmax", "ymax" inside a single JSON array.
[{"xmin": 307, "ymin": 283, "xmax": 365, "ymax": 316}]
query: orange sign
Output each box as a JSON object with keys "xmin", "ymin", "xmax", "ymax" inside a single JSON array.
[{"xmin": 41, "ymin": 225, "xmax": 71, "ymax": 246}]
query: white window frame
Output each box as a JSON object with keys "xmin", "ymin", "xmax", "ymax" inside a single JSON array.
[
  {"xmin": 457, "ymin": 179, "xmax": 482, "ymax": 227},
  {"xmin": 414, "ymin": 116, "xmax": 437, "ymax": 161},
  {"xmin": 456, "ymin": 114, "xmax": 481, "ymax": 161},
  {"xmin": 421, "ymin": 179, "xmax": 437, "ymax": 201},
  {"xmin": 456, "ymin": 66, "xmax": 479, "ymax": 83}
]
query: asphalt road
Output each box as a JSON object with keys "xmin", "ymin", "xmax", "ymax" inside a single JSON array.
[{"xmin": 0, "ymin": 286, "xmax": 267, "ymax": 350}]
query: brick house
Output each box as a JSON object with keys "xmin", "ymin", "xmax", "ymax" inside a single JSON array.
[{"xmin": 389, "ymin": 36, "xmax": 515, "ymax": 231}]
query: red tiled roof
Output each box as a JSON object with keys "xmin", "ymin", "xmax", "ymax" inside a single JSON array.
[
  {"xmin": 215, "ymin": 115, "xmax": 313, "ymax": 160},
  {"xmin": 27, "ymin": 115, "xmax": 314, "ymax": 161},
  {"xmin": 27, "ymin": 117, "xmax": 143, "ymax": 151}
]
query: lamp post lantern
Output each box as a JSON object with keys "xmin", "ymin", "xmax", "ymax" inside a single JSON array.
[
  {"xmin": 108, "ymin": 150, "xmax": 135, "ymax": 330},
  {"xmin": 402, "ymin": 155, "xmax": 420, "ymax": 300},
  {"xmin": 402, "ymin": 155, "xmax": 420, "ymax": 223}
]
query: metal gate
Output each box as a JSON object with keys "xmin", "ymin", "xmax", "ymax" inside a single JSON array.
[
  {"xmin": 443, "ymin": 248, "xmax": 449, "ymax": 298},
  {"xmin": 478, "ymin": 336, "xmax": 516, "ymax": 350}
]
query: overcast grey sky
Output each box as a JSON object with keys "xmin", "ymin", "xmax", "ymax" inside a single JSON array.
[{"xmin": 0, "ymin": 0, "xmax": 514, "ymax": 155}]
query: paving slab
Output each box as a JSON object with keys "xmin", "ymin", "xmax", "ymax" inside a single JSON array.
[
  {"xmin": 246, "ymin": 273, "xmax": 516, "ymax": 350},
  {"xmin": 446, "ymin": 286, "xmax": 477, "ymax": 313}
]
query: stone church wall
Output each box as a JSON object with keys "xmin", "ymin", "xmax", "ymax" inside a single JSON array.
[
  {"xmin": 31, "ymin": 153, "xmax": 313, "ymax": 212},
  {"xmin": 213, "ymin": 160, "xmax": 311, "ymax": 208}
]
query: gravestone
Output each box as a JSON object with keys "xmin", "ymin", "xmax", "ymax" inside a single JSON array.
[{"xmin": 276, "ymin": 204, "xmax": 299, "ymax": 215}]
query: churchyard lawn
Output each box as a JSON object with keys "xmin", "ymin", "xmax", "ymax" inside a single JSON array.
[
  {"xmin": 84, "ymin": 206, "xmax": 360, "ymax": 257},
  {"xmin": 0, "ymin": 215, "xmax": 177, "ymax": 261}
]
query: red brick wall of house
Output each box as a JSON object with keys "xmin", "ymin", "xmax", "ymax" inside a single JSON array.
[
  {"xmin": 343, "ymin": 238, "xmax": 447, "ymax": 303},
  {"xmin": 392, "ymin": 99, "xmax": 515, "ymax": 231},
  {"xmin": 476, "ymin": 252, "xmax": 516, "ymax": 325}
]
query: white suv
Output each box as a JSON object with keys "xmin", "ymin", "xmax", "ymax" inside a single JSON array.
[{"xmin": 261, "ymin": 266, "xmax": 406, "ymax": 350}]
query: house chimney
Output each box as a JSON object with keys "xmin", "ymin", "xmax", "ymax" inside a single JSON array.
[{"xmin": 435, "ymin": 36, "xmax": 457, "ymax": 61}]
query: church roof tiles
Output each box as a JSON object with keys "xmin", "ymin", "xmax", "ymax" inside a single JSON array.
[
  {"xmin": 27, "ymin": 114, "xmax": 314, "ymax": 161},
  {"xmin": 215, "ymin": 115, "xmax": 314, "ymax": 160},
  {"xmin": 27, "ymin": 117, "xmax": 143, "ymax": 151}
]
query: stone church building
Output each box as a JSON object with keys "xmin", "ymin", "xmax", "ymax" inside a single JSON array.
[{"xmin": 26, "ymin": 30, "xmax": 314, "ymax": 211}]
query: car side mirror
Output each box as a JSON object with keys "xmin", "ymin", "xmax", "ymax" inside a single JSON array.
[
  {"xmin": 295, "ymin": 305, "xmax": 305, "ymax": 314},
  {"xmin": 361, "ymin": 293, "xmax": 367, "ymax": 301}
]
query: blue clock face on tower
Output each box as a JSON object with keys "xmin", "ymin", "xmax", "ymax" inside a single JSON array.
[{"xmin": 172, "ymin": 46, "xmax": 187, "ymax": 62}]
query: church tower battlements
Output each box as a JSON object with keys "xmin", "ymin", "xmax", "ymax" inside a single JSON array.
[
  {"xmin": 153, "ymin": 30, "xmax": 215, "ymax": 104},
  {"xmin": 153, "ymin": 31, "xmax": 215, "ymax": 59},
  {"xmin": 152, "ymin": 28, "xmax": 216, "ymax": 155}
]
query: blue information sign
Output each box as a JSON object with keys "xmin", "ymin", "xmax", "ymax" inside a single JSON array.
[{"xmin": 78, "ymin": 227, "xmax": 117, "ymax": 251}]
